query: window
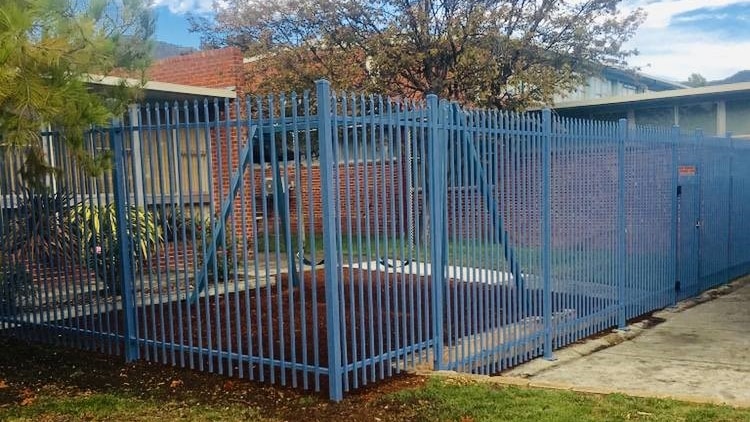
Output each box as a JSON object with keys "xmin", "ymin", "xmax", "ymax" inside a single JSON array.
[
  {"xmin": 679, "ymin": 102, "xmax": 717, "ymax": 135},
  {"xmin": 726, "ymin": 99, "xmax": 750, "ymax": 137},
  {"xmin": 0, "ymin": 147, "xmax": 23, "ymax": 196},
  {"xmin": 635, "ymin": 107, "xmax": 675, "ymax": 127},
  {"xmin": 132, "ymin": 104, "xmax": 212, "ymax": 204}
]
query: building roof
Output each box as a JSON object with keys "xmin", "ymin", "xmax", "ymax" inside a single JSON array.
[
  {"xmin": 86, "ymin": 75, "xmax": 237, "ymax": 102},
  {"xmin": 601, "ymin": 67, "xmax": 687, "ymax": 92},
  {"xmin": 551, "ymin": 81, "xmax": 750, "ymax": 111}
]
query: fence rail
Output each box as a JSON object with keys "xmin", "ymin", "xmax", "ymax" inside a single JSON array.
[{"xmin": 1, "ymin": 80, "xmax": 749, "ymax": 401}]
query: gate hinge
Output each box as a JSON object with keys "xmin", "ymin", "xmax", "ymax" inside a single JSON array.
[
  {"xmin": 675, "ymin": 280, "xmax": 681, "ymax": 292},
  {"xmin": 676, "ymin": 185, "xmax": 682, "ymax": 196}
]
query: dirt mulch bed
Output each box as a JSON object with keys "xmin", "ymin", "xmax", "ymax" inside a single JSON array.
[
  {"xmin": 0, "ymin": 334, "xmax": 427, "ymax": 421},
  {"xmin": 26, "ymin": 268, "xmax": 518, "ymax": 390}
]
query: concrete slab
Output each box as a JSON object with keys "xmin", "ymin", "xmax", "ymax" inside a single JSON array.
[{"xmin": 502, "ymin": 279, "xmax": 750, "ymax": 407}]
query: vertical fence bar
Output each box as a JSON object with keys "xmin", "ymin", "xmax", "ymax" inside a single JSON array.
[
  {"xmin": 541, "ymin": 109, "xmax": 553, "ymax": 359},
  {"xmin": 617, "ymin": 118, "xmax": 627, "ymax": 329},
  {"xmin": 695, "ymin": 129, "xmax": 704, "ymax": 292},
  {"xmin": 726, "ymin": 133, "xmax": 734, "ymax": 282},
  {"xmin": 427, "ymin": 95, "xmax": 446, "ymax": 370},
  {"xmin": 317, "ymin": 80, "xmax": 343, "ymax": 401},
  {"xmin": 111, "ymin": 122, "xmax": 138, "ymax": 361},
  {"xmin": 670, "ymin": 125, "xmax": 680, "ymax": 304}
]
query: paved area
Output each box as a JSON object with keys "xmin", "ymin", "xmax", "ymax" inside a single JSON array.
[{"xmin": 500, "ymin": 278, "xmax": 750, "ymax": 407}]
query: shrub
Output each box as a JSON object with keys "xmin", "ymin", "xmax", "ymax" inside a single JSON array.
[
  {"xmin": 67, "ymin": 202, "xmax": 162, "ymax": 295},
  {"xmin": 156, "ymin": 205, "xmax": 197, "ymax": 243},
  {"xmin": 2, "ymin": 188, "xmax": 79, "ymax": 267}
]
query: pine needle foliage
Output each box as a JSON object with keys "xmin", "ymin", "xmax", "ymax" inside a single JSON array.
[{"xmin": 0, "ymin": 0, "xmax": 154, "ymax": 187}]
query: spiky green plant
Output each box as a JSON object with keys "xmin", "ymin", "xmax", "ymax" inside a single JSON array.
[
  {"xmin": 2, "ymin": 188, "xmax": 79, "ymax": 266},
  {"xmin": 0, "ymin": 188, "xmax": 74, "ymax": 314},
  {"xmin": 67, "ymin": 202, "xmax": 162, "ymax": 294}
]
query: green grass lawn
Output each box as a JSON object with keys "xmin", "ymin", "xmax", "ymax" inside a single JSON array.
[
  {"xmin": 275, "ymin": 233, "xmax": 616, "ymax": 272},
  {"xmin": 2, "ymin": 394, "xmax": 268, "ymax": 422},
  {"xmin": 2, "ymin": 364, "xmax": 748, "ymax": 422},
  {"xmin": 380, "ymin": 377, "xmax": 750, "ymax": 422}
]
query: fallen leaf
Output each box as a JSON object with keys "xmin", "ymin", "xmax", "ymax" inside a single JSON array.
[
  {"xmin": 170, "ymin": 379, "xmax": 184, "ymax": 389},
  {"xmin": 0, "ymin": 380, "xmax": 8, "ymax": 389},
  {"xmin": 19, "ymin": 388, "xmax": 35, "ymax": 406}
]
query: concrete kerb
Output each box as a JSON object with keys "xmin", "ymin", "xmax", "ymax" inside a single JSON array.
[
  {"xmin": 416, "ymin": 275, "xmax": 750, "ymax": 407},
  {"xmin": 501, "ymin": 275, "xmax": 750, "ymax": 379}
]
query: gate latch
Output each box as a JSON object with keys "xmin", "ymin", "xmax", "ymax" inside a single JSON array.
[{"xmin": 695, "ymin": 219, "xmax": 702, "ymax": 229}]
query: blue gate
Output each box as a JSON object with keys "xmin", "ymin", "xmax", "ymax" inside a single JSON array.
[{"xmin": 677, "ymin": 133, "xmax": 702, "ymax": 300}]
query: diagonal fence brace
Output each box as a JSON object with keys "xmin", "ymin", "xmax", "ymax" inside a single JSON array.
[
  {"xmin": 454, "ymin": 105, "xmax": 525, "ymax": 292},
  {"xmin": 189, "ymin": 126, "xmax": 258, "ymax": 303}
]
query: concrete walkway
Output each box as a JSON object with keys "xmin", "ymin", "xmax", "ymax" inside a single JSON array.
[{"xmin": 500, "ymin": 278, "xmax": 750, "ymax": 407}]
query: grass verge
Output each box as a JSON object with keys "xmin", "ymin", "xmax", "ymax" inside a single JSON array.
[
  {"xmin": 380, "ymin": 377, "xmax": 750, "ymax": 422},
  {"xmin": 0, "ymin": 336, "xmax": 747, "ymax": 421},
  {"xmin": 2, "ymin": 394, "xmax": 269, "ymax": 422}
]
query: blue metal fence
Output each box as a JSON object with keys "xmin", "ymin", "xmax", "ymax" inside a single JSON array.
[{"xmin": 2, "ymin": 80, "xmax": 750, "ymax": 401}]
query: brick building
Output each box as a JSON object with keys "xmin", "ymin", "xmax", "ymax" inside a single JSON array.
[{"xmin": 141, "ymin": 47, "xmax": 403, "ymax": 242}]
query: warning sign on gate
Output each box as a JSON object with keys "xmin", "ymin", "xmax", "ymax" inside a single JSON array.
[{"xmin": 679, "ymin": 165, "xmax": 697, "ymax": 176}]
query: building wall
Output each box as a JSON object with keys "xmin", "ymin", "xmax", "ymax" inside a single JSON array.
[
  {"xmin": 148, "ymin": 47, "xmax": 245, "ymax": 91},
  {"xmin": 442, "ymin": 147, "xmax": 671, "ymax": 254},
  {"xmin": 557, "ymin": 99, "xmax": 735, "ymax": 137},
  {"xmin": 142, "ymin": 49, "xmax": 672, "ymax": 255},
  {"xmin": 554, "ymin": 75, "xmax": 642, "ymax": 103}
]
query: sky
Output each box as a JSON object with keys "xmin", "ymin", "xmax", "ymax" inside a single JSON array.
[
  {"xmin": 153, "ymin": 0, "xmax": 750, "ymax": 83},
  {"xmin": 623, "ymin": 0, "xmax": 750, "ymax": 82},
  {"xmin": 152, "ymin": 4, "xmax": 205, "ymax": 48}
]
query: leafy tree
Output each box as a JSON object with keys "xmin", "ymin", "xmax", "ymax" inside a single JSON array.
[
  {"xmin": 684, "ymin": 73, "xmax": 707, "ymax": 88},
  {"xmin": 0, "ymin": 0, "xmax": 155, "ymax": 186},
  {"xmin": 193, "ymin": 0, "xmax": 644, "ymax": 110}
]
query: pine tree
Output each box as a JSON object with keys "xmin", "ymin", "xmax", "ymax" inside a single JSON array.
[{"xmin": 0, "ymin": 0, "xmax": 154, "ymax": 185}]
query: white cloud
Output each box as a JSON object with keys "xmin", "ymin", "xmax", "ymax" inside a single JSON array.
[
  {"xmin": 629, "ymin": 31, "xmax": 750, "ymax": 81},
  {"xmin": 623, "ymin": 0, "xmax": 742, "ymax": 28},
  {"xmin": 630, "ymin": 41, "xmax": 750, "ymax": 81},
  {"xmin": 622, "ymin": 1, "xmax": 750, "ymax": 81},
  {"xmin": 152, "ymin": 0, "xmax": 215, "ymax": 14}
]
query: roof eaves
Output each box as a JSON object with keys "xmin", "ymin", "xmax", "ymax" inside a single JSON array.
[
  {"xmin": 550, "ymin": 81, "xmax": 750, "ymax": 110},
  {"xmin": 85, "ymin": 74, "xmax": 237, "ymax": 99}
]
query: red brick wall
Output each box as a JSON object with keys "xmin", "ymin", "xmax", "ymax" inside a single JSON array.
[
  {"xmin": 208, "ymin": 159, "xmax": 405, "ymax": 244},
  {"xmin": 144, "ymin": 49, "xmax": 673, "ymax": 256},
  {"xmin": 148, "ymin": 47, "xmax": 244, "ymax": 91},
  {"xmin": 206, "ymin": 144, "xmax": 667, "ymax": 255},
  {"xmin": 145, "ymin": 47, "xmax": 409, "ymax": 243},
  {"xmin": 443, "ymin": 147, "xmax": 673, "ymax": 253}
]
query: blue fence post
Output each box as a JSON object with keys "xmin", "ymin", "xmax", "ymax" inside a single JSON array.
[
  {"xmin": 427, "ymin": 94, "xmax": 446, "ymax": 370},
  {"xmin": 110, "ymin": 120, "xmax": 139, "ymax": 361},
  {"xmin": 541, "ymin": 109, "xmax": 554, "ymax": 359},
  {"xmin": 617, "ymin": 118, "xmax": 628, "ymax": 329},
  {"xmin": 670, "ymin": 125, "xmax": 680, "ymax": 305},
  {"xmin": 695, "ymin": 129, "xmax": 704, "ymax": 290},
  {"xmin": 316, "ymin": 80, "xmax": 343, "ymax": 401},
  {"xmin": 726, "ymin": 132, "xmax": 734, "ymax": 281}
]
